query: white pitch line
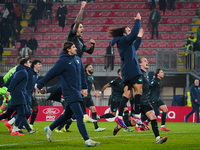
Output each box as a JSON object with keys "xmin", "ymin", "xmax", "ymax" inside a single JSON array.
[{"xmin": 0, "ymin": 131, "xmax": 191, "ymax": 147}]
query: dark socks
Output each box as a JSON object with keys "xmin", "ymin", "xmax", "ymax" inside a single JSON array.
[
  {"xmin": 119, "ymin": 96, "xmax": 129, "ymax": 116},
  {"xmin": 123, "ymin": 110, "xmax": 129, "ymax": 122},
  {"xmin": 65, "ymin": 119, "xmax": 73, "ymax": 130},
  {"xmin": 125, "ymin": 120, "xmax": 133, "ymax": 127},
  {"xmin": 30, "ymin": 111, "xmax": 38, "ymax": 125},
  {"xmin": 92, "ymin": 112, "xmax": 98, "ymax": 129},
  {"xmin": 135, "ymin": 94, "xmax": 141, "ymax": 114},
  {"xmin": 151, "ymin": 119, "xmax": 159, "ymax": 138},
  {"xmin": 161, "ymin": 112, "xmax": 167, "ymax": 126}
]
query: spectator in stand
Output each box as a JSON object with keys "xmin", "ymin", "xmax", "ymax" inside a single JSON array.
[
  {"xmin": 19, "ymin": 0, "xmax": 28, "ymax": 18},
  {"xmin": 193, "ymin": 40, "xmax": 200, "ymax": 52},
  {"xmin": 2, "ymin": 7, "xmax": 9, "ymax": 21},
  {"xmin": 12, "ymin": 20, "xmax": 22, "ymax": 46},
  {"xmin": 167, "ymin": 0, "xmax": 175, "ymax": 11},
  {"xmin": 104, "ymin": 43, "xmax": 114, "ymax": 71},
  {"xmin": 14, "ymin": 2, "xmax": 23, "ymax": 22},
  {"xmin": 1, "ymin": 19, "xmax": 12, "ymax": 48},
  {"xmin": 27, "ymin": 35, "xmax": 38, "ymax": 57},
  {"xmin": 19, "ymin": 43, "xmax": 32, "ymax": 59},
  {"xmin": 5, "ymin": 0, "xmax": 13, "ymax": 12},
  {"xmin": 7, "ymin": 9, "xmax": 16, "ymax": 25},
  {"xmin": 57, "ymin": 2, "xmax": 68, "ymax": 29},
  {"xmin": 19, "ymin": 35, "xmax": 28, "ymax": 51},
  {"xmin": 45, "ymin": 0, "xmax": 53, "ymax": 21},
  {"xmin": 188, "ymin": 33, "xmax": 197, "ymax": 45},
  {"xmin": 30, "ymin": 6, "xmax": 38, "ymax": 31},
  {"xmin": 148, "ymin": 0, "xmax": 156, "ymax": 10},
  {"xmin": 149, "ymin": 8, "xmax": 161, "ymax": 39},
  {"xmin": 37, "ymin": 0, "xmax": 45, "ymax": 19},
  {"xmin": 159, "ymin": 0, "xmax": 166, "ymax": 15}
]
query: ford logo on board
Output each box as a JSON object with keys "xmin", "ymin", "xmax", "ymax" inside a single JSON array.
[{"xmin": 43, "ymin": 108, "xmax": 60, "ymax": 115}]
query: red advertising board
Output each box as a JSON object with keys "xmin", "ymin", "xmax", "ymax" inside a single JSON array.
[{"xmin": 33, "ymin": 106, "xmax": 198, "ymax": 123}]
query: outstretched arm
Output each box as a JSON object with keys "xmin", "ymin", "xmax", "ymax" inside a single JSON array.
[
  {"xmin": 133, "ymin": 28, "xmax": 144, "ymax": 51},
  {"xmin": 73, "ymin": 1, "xmax": 87, "ymax": 32}
]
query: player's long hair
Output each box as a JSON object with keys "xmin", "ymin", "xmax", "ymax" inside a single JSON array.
[
  {"xmin": 154, "ymin": 68, "xmax": 162, "ymax": 78},
  {"xmin": 108, "ymin": 27, "xmax": 127, "ymax": 37}
]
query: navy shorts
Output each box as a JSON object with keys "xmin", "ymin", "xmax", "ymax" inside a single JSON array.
[
  {"xmin": 152, "ymin": 100, "xmax": 165, "ymax": 108},
  {"xmin": 124, "ymin": 75, "xmax": 143, "ymax": 90},
  {"xmin": 84, "ymin": 97, "xmax": 95, "ymax": 108}
]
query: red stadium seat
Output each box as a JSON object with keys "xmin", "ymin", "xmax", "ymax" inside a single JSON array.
[
  {"xmin": 121, "ymin": 3, "xmax": 129, "ymax": 9},
  {"xmin": 81, "ymin": 57, "xmax": 86, "ymax": 64},
  {"xmin": 106, "ymin": 3, "xmax": 113, "ymax": 9},
  {"xmin": 169, "ymin": 18, "xmax": 176, "ymax": 24},
  {"xmin": 59, "ymin": 35, "xmax": 66, "ymax": 41},
  {"xmin": 130, "ymin": 18, "xmax": 135, "ymax": 24},
  {"xmin": 55, "ymin": 42, "xmax": 62, "ymax": 48},
  {"xmin": 95, "ymin": 41, "xmax": 102, "ymax": 48},
  {"xmin": 92, "ymin": 49, "xmax": 98, "ymax": 55},
  {"xmin": 110, "ymin": 11, "xmax": 117, "ymax": 17},
  {"xmin": 106, "ymin": 18, "xmax": 113, "ymax": 24},
  {"xmin": 74, "ymin": 4, "xmax": 81, "ymax": 10},
  {"xmin": 89, "ymin": 19, "xmax": 97, "ymax": 25},
  {"xmin": 180, "ymin": 10, "xmax": 187, "ymax": 16},
  {"xmin": 159, "ymin": 41, "xmax": 166, "ymax": 48},
  {"xmin": 102, "ymin": 11, "xmax": 109, "ymax": 17},
  {"xmin": 170, "ymin": 33, "xmax": 178, "ymax": 40},
  {"xmin": 98, "ymin": 3, "xmax": 106, "ymax": 10},
  {"xmin": 94, "ymin": 11, "xmax": 101, "ymax": 17},
  {"xmin": 114, "ymin": 58, "xmax": 120, "ymax": 64},
  {"xmin": 50, "ymin": 49, "xmax": 58, "ymax": 55},
  {"xmin": 158, "ymin": 26, "xmax": 164, "ymax": 32},
  {"xmin": 102, "ymin": 42, "xmax": 109, "ymax": 48},
  {"xmin": 102, "ymin": 26, "xmax": 109, "ymax": 32},
  {"xmin": 93, "ymin": 26, "xmax": 101, "ymax": 32},
  {"xmin": 6, "ymin": 58, "xmax": 13, "ymax": 64},
  {"xmin": 37, "ymin": 19, "xmax": 44, "ymax": 25},
  {"xmin": 54, "ymin": 57, "xmax": 59, "ymax": 63},
  {"xmin": 51, "ymin": 34, "xmax": 58, "ymax": 41},
  {"xmin": 167, "ymin": 41, "xmax": 174, "ymax": 48},
  {"xmin": 86, "ymin": 12, "xmax": 94, "ymax": 18},
  {"xmin": 150, "ymin": 57, "xmax": 156, "ymax": 64},
  {"xmin": 125, "ymin": 11, "xmax": 132, "ymax": 17},
  {"xmin": 99, "ymin": 18, "xmax": 106, "ymax": 24},
  {"xmin": 83, "ymin": 19, "xmax": 90, "ymax": 25},
  {"xmin": 83, "ymin": 34, "xmax": 90, "ymax": 40},
  {"xmin": 162, "ymin": 33, "xmax": 170, "ymax": 40},
  {"xmin": 145, "ymin": 33, "xmax": 152, "ymax": 40},
  {"xmin": 94, "ymin": 57, "xmax": 103, "ymax": 64},
  {"xmin": 45, "ymin": 58, "xmax": 54, "ymax": 64},
  {"xmin": 117, "ymin": 11, "xmax": 125, "ymax": 17},
  {"xmin": 90, "ymin": 4, "xmax": 98, "ymax": 10},
  {"xmin": 151, "ymin": 41, "xmax": 158, "ymax": 48},
  {"xmin": 43, "ymin": 35, "xmax": 51, "ymax": 41},
  {"xmin": 63, "ymin": 27, "xmax": 70, "ymax": 32},
  {"xmin": 144, "ymin": 3, "xmax": 150, "ymax": 9},
  {"xmin": 86, "ymin": 26, "xmax": 93, "ymax": 32},
  {"xmin": 40, "ymin": 27, "xmax": 47, "ymax": 33},
  {"xmin": 181, "ymin": 25, "xmax": 189, "ymax": 32},
  {"xmin": 114, "ymin": 18, "xmax": 121, "ymax": 24},
  {"xmin": 176, "ymin": 3, "xmax": 183, "ymax": 9},
  {"xmin": 173, "ymin": 26, "xmax": 180, "ymax": 32},
  {"xmin": 138, "ymin": 49, "xmax": 146, "ymax": 55},
  {"xmin": 137, "ymin": 3, "xmax": 144, "ymax": 9},
  {"xmin": 179, "ymin": 33, "xmax": 186, "ymax": 40},
  {"xmin": 172, "ymin": 10, "xmax": 179, "ymax": 16},
  {"xmin": 43, "ymin": 50, "xmax": 49, "ymax": 55},
  {"xmin": 188, "ymin": 10, "xmax": 195, "ymax": 16},
  {"xmin": 114, "ymin": 3, "xmax": 120, "ymax": 9},
  {"xmin": 55, "ymin": 27, "xmax": 63, "ymax": 33},
  {"xmin": 165, "ymin": 10, "xmax": 171, "ymax": 16},
  {"xmin": 142, "ymin": 41, "xmax": 150, "ymax": 48},
  {"xmin": 24, "ymin": 27, "xmax": 32, "ymax": 33},
  {"xmin": 121, "ymin": 18, "xmax": 129, "ymax": 24},
  {"xmin": 38, "ymin": 42, "xmax": 46, "ymax": 48},
  {"xmin": 141, "ymin": 11, "xmax": 148, "ymax": 17},
  {"xmin": 35, "ymin": 50, "xmax": 42, "ymax": 56},
  {"xmin": 98, "ymin": 49, "xmax": 106, "ymax": 55},
  {"xmin": 185, "ymin": 18, "xmax": 192, "ymax": 24},
  {"xmin": 99, "ymin": 33, "xmax": 106, "ymax": 40},
  {"xmin": 147, "ymin": 49, "xmax": 155, "ymax": 55},
  {"xmin": 184, "ymin": 3, "xmax": 191, "ymax": 9},
  {"xmin": 129, "ymin": 3, "xmax": 136, "ymax": 9},
  {"xmin": 175, "ymin": 41, "xmax": 183, "ymax": 48},
  {"xmin": 177, "ymin": 18, "xmax": 184, "ymax": 24},
  {"xmin": 48, "ymin": 27, "xmax": 55, "ymax": 33},
  {"xmin": 52, "ymin": 4, "xmax": 59, "ymax": 10},
  {"xmin": 165, "ymin": 26, "xmax": 172, "ymax": 32},
  {"xmin": 45, "ymin": 19, "xmax": 51, "ymax": 25},
  {"xmin": 86, "ymin": 57, "xmax": 93, "ymax": 64},
  {"xmin": 84, "ymin": 4, "xmax": 90, "ymax": 10},
  {"xmin": 52, "ymin": 20, "xmax": 58, "ymax": 25},
  {"xmin": 47, "ymin": 42, "xmax": 55, "ymax": 48},
  {"xmin": 143, "ymin": 26, "xmax": 148, "ymax": 32},
  {"xmin": 191, "ymin": 2, "xmax": 199, "ymax": 8},
  {"xmin": 11, "ymin": 50, "xmax": 18, "ymax": 55},
  {"xmin": 36, "ymin": 35, "xmax": 43, "ymax": 41}
]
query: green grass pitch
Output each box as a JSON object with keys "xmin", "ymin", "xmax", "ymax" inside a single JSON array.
[{"xmin": 0, "ymin": 121, "xmax": 200, "ymax": 150}]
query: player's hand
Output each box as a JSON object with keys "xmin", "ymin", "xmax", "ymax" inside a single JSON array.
[
  {"xmin": 36, "ymin": 87, "xmax": 41, "ymax": 93},
  {"xmin": 195, "ymin": 99, "xmax": 198, "ymax": 103},
  {"xmin": 81, "ymin": 89, "xmax": 88, "ymax": 97},
  {"xmin": 81, "ymin": 1, "xmax": 87, "ymax": 8},
  {"xmin": 90, "ymin": 39, "xmax": 95, "ymax": 45},
  {"xmin": 5, "ymin": 91, "xmax": 10, "ymax": 97},
  {"xmin": 134, "ymin": 13, "xmax": 141, "ymax": 20},
  {"xmin": 137, "ymin": 28, "xmax": 144, "ymax": 37}
]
